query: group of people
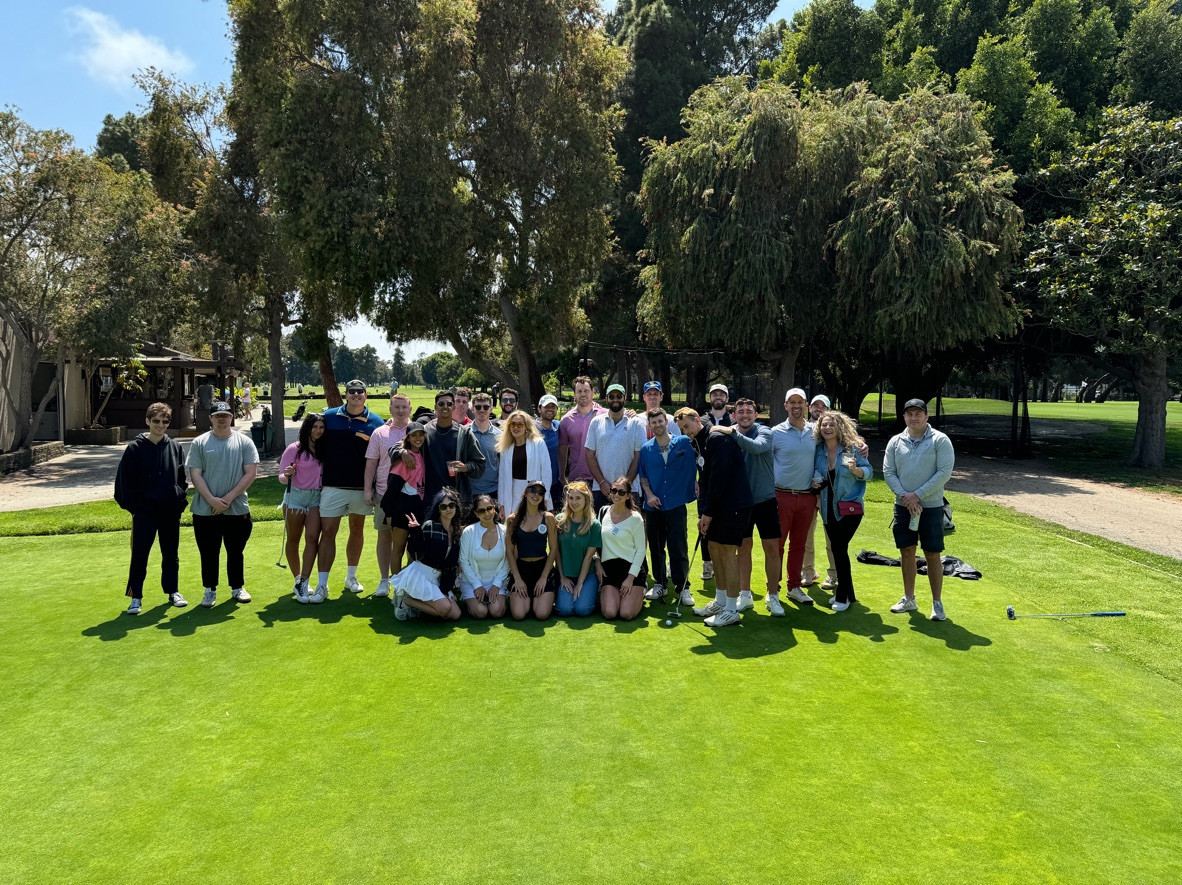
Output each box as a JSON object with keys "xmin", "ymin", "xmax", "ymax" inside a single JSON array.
[{"xmin": 114, "ymin": 377, "xmax": 955, "ymax": 625}]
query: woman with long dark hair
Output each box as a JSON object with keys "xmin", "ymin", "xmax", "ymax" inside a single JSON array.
[
  {"xmin": 505, "ymin": 479, "xmax": 559, "ymax": 620},
  {"xmin": 278, "ymin": 412, "xmax": 325, "ymax": 603},
  {"xmin": 459, "ymin": 494, "xmax": 509, "ymax": 619},
  {"xmin": 380, "ymin": 423, "xmax": 429, "ymax": 581},
  {"xmin": 391, "ymin": 488, "xmax": 463, "ymax": 621},
  {"xmin": 597, "ymin": 476, "xmax": 647, "ymax": 621}
]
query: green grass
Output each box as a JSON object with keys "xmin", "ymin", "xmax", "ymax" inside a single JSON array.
[
  {"xmin": 2, "ymin": 483, "xmax": 1181, "ymax": 883},
  {"xmin": 858, "ymin": 395, "xmax": 1182, "ymax": 496}
]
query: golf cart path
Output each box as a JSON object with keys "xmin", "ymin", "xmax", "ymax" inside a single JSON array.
[
  {"xmin": 2, "ymin": 425, "xmax": 1179, "ymax": 561},
  {"xmin": 947, "ymin": 453, "xmax": 1182, "ymax": 561}
]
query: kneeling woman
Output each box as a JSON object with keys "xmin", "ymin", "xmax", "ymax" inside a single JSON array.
[
  {"xmin": 554, "ymin": 481, "xmax": 602, "ymax": 617},
  {"xmin": 506, "ymin": 479, "xmax": 559, "ymax": 620},
  {"xmin": 459, "ymin": 494, "xmax": 509, "ymax": 619},
  {"xmin": 597, "ymin": 477, "xmax": 647, "ymax": 620},
  {"xmin": 812, "ymin": 411, "xmax": 872, "ymax": 611},
  {"xmin": 391, "ymin": 488, "xmax": 463, "ymax": 621}
]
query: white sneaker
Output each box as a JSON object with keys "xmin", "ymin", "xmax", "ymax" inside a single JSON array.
[
  {"xmin": 704, "ymin": 609, "xmax": 741, "ymax": 627},
  {"xmin": 736, "ymin": 592, "xmax": 754, "ymax": 613},
  {"xmin": 766, "ymin": 595, "xmax": 785, "ymax": 617},
  {"xmin": 800, "ymin": 573, "xmax": 818, "ymax": 586},
  {"xmin": 930, "ymin": 600, "xmax": 946, "ymax": 621},
  {"xmin": 231, "ymin": 587, "xmax": 251, "ymax": 603},
  {"xmin": 831, "ymin": 600, "xmax": 851, "ymax": 612},
  {"xmin": 344, "ymin": 576, "xmax": 364, "ymax": 594},
  {"xmin": 645, "ymin": 583, "xmax": 666, "ymax": 602},
  {"xmin": 786, "ymin": 587, "xmax": 815, "ymax": 606},
  {"xmin": 125, "ymin": 598, "xmax": 142, "ymax": 615},
  {"xmin": 293, "ymin": 579, "xmax": 310, "ymax": 604},
  {"xmin": 373, "ymin": 579, "xmax": 390, "ymax": 599},
  {"xmin": 308, "ymin": 584, "xmax": 328, "ymax": 604},
  {"xmin": 821, "ymin": 577, "xmax": 838, "ymax": 591},
  {"xmin": 693, "ymin": 600, "xmax": 724, "ymax": 618},
  {"xmin": 168, "ymin": 592, "xmax": 188, "ymax": 608},
  {"xmin": 393, "ymin": 588, "xmax": 412, "ymax": 621},
  {"xmin": 890, "ymin": 595, "xmax": 918, "ymax": 614},
  {"xmin": 678, "ymin": 587, "xmax": 695, "ymax": 607},
  {"xmin": 702, "ymin": 562, "xmax": 714, "ymax": 581},
  {"xmin": 200, "ymin": 588, "xmax": 216, "ymax": 607}
]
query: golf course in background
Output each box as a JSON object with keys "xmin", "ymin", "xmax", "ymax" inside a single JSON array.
[{"xmin": 3, "ymin": 479, "xmax": 1180, "ymax": 882}]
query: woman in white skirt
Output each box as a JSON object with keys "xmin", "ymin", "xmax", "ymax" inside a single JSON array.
[
  {"xmin": 497, "ymin": 410, "xmax": 553, "ymax": 515},
  {"xmin": 392, "ymin": 488, "xmax": 463, "ymax": 621},
  {"xmin": 459, "ymin": 494, "xmax": 509, "ymax": 619}
]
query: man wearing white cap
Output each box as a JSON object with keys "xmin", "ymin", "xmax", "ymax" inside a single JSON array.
[
  {"xmin": 802, "ymin": 393, "xmax": 839, "ymax": 591},
  {"xmin": 585, "ymin": 383, "xmax": 646, "ymax": 512}
]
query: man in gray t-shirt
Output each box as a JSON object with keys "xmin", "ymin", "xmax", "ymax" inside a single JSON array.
[{"xmin": 186, "ymin": 401, "xmax": 259, "ymax": 607}]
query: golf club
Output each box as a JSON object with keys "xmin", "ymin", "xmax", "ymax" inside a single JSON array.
[
  {"xmin": 1006, "ymin": 605, "xmax": 1126, "ymax": 620},
  {"xmin": 665, "ymin": 537, "xmax": 703, "ymax": 622},
  {"xmin": 275, "ymin": 495, "xmax": 288, "ymax": 568}
]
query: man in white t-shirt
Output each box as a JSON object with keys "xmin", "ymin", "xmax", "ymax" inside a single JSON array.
[{"xmin": 585, "ymin": 383, "xmax": 645, "ymax": 512}]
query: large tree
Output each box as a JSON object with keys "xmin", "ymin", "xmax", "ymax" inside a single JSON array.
[{"xmin": 1025, "ymin": 105, "xmax": 1182, "ymax": 468}]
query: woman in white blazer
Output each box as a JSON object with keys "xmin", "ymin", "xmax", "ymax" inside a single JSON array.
[{"xmin": 497, "ymin": 410, "xmax": 553, "ymax": 514}]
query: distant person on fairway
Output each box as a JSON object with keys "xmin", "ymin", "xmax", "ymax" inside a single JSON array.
[
  {"xmin": 186, "ymin": 400, "xmax": 259, "ymax": 607},
  {"xmin": 883, "ymin": 398, "xmax": 956, "ymax": 621},
  {"xmin": 114, "ymin": 402, "xmax": 189, "ymax": 614}
]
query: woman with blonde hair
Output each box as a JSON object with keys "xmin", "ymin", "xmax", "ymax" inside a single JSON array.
[
  {"xmin": 497, "ymin": 410, "xmax": 553, "ymax": 514},
  {"xmin": 554, "ymin": 481, "xmax": 602, "ymax": 617},
  {"xmin": 811, "ymin": 411, "xmax": 872, "ymax": 612}
]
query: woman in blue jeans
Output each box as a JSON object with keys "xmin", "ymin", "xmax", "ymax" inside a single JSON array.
[
  {"xmin": 554, "ymin": 481, "xmax": 602, "ymax": 616},
  {"xmin": 811, "ymin": 411, "xmax": 873, "ymax": 611}
]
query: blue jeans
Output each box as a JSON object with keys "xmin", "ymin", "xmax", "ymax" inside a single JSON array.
[{"xmin": 556, "ymin": 572, "xmax": 599, "ymax": 616}]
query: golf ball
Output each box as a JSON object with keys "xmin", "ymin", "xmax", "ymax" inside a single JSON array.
[{"xmin": 665, "ymin": 619, "xmax": 673, "ymax": 626}]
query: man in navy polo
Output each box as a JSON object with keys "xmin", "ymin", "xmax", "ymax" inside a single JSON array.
[
  {"xmin": 309, "ymin": 379, "xmax": 385, "ymax": 603},
  {"xmin": 637, "ymin": 409, "xmax": 697, "ymax": 607}
]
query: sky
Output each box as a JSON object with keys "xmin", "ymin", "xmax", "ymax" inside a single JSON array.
[{"xmin": 2, "ymin": 0, "xmax": 803, "ymax": 359}]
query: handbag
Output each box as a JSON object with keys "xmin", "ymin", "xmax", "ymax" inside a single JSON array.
[{"xmin": 837, "ymin": 500, "xmax": 864, "ymax": 517}]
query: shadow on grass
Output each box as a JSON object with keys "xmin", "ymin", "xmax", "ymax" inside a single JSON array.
[
  {"xmin": 155, "ymin": 598, "xmax": 241, "ymax": 635},
  {"xmin": 905, "ymin": 611, "xmax": 993, "ymax": 650},
  {"xmin": 254, "ymin": 586, "xmax": 388, "ymax": 629},
  {"xmin": 81, "ymin": 598, "xmax": 172, "ymax": 641}
]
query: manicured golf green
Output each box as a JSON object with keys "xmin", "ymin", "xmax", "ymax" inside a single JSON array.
[{"xmin": 2, "ymin": 483, "xmax": 1180, "ymax": 883}]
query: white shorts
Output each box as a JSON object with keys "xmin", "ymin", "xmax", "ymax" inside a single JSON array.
[{"xmin": 320, "ymin": 487, "xmax": 371, "ymax": 518}]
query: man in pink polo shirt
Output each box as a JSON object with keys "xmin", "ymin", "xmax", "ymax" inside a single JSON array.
[
  {"xmin": 363, "ymin": 391, "xmax": 412, "ymax": 598},
  {"xmin": 558, "ymin": 375, "xmax": 606, "ymax": 489}
]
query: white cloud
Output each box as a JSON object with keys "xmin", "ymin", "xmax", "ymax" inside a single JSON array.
[{"xmin": 66, "ymin": 7, "xmax": 194, "ymax": 91}]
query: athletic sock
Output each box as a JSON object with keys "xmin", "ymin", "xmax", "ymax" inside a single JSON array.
[
  {"xmin": 346, "ymin": 565, "xmax": 358, "ymax": 581},
  {"xmin": 714, "ymin": 589, "xmax": 727, "ymax": 605},
  {"xmin": 725, "ymin": 595, "xmax": 738, "ymax": 612},
  {"xmin": 739, "ymin": 590, "xmax": 753, "ymax": 603},
  {"xmin": 318, "ymin": 571, "xmax": 330, "ymax": 587}
]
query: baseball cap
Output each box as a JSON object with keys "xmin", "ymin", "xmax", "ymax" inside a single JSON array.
[
  {"xmin": 538, "ymin": 394, "xmax": 558, "ymax": 407},
  {"xmin": 643, "ymin": 380, "xmax": 662, "ymax": 394},
  {"xmin": 346, "ymin": 379, "xmax": 366, "ymax": 392},
  {"xmin": 210, "ymin": 401, "xmax": 232, "ymax": 415},
  {"xmin": 708, "ymin": 383, "xmax": 728, "ymax": 396},
  {"xmin": 810, "ymin": 394, "xmax": 831, "ymax": 408},
  {"xmin": 784, "ymin": 387, "xmax": 807, "ymax": 402},
  {"xmin": 902, "ymin": 398, "xmax": 928, "ymax": 413},
  {"xmin": 606, "ymin": 383, "xmax": 626, "ymax": 396},
  {"xmin": 525, "ymin": 479, "xmax": 548, "ymax": 493}
]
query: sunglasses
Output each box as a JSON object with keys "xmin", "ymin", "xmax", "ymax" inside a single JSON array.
[
  {"xmin": 609, "ymin": 488, "xmax": 629, "ymax": 497},
  {"xmin": 526, "ymin": 487, "xmax": 545, "ymax": 495},
  {"xmin": 149, "ymin": 418, "xmax": 170, "ymax": 425},
  {"xmin": 346, "ymin": 389, "xmax": 365, "ymax": 395},
  {"xmin": 473, "ymin": 404, "xmax": 491, "ymax": 410},
  {"xmin": 736, "ymin": 399, "xmax": 755, "ymax": 407},
  {"xmin": 438, "ymin": 502, "xmax": 458, "ymax": 510},
  {"xmin": 476, "ymin": 506, "xmax": 495, "ymax": 514},
  {"xmin": 437, "ymin": 401, "xmax": 454, "ymax": 408},
  {"xmin": 501, "ymin": 399, "xmax": 517, "ymax": 406}
]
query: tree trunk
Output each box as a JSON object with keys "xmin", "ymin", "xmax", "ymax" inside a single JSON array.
[
  {"xmin": 446, "ymin": 333, "xmax": 516, "ymax": 392},
  {"xmin": 1128, "ymin": 351, "xmax": 1169, "ymax": 469},
  {"xmin": 267, "ymin": 302, "xmax": 286, "ymax": 456},
  {"xmin": 319, "ymin": 338, "xmax": 342, "ymax": 408},
  {"xmin": 497, "ymin": 292, "xmax": 543, "ymax": 412},
  {"xmin": 769, "ymin": 344, "xmax": 802, "ymax": 411},
  {"xmin": 886, "ymin": 351, "xmax": 953, "ymax": 425}
]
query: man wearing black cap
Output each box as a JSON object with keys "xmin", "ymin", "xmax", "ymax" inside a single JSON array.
[
  {"xmin": 311, "ymin": 380, "xmax": 386, "ymax": 603},
  {"xmin": 883, "ymin": 398, "xmax": 956, "ymax": 621}
]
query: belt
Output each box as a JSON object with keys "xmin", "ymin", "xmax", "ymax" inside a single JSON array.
[{"xmin": 775, "ymin": 487, "xmax": 815, "ymax": 495}]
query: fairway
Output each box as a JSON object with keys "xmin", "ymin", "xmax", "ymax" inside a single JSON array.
[{"xmin": 2, "ymin": 487, "xmax": 1181, "ymax": 883}]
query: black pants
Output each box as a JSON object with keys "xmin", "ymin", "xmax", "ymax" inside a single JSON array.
[
  {"xmin": 644, "ymin": 505, "xmax": 689, "ymax": 590},
  {"xmin": 126, "ymin": 509, "xmax": 181, "ymax": 598},
  {"xmin": 823, "ymin": 514, "xmax": 863, "ymax": 603},
  {"xmin": 193, "ymin": 513, "xmax": 253, "ymax": 589}
]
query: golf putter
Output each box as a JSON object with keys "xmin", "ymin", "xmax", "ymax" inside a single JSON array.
[
  {"xmin": 275, "ymin": 492, "xmax": 288, "ymax": 567},
  {"xmin": 667, "ymin": 537, "xmax": 703, "ymax": 619},
  {"xmin": 1007, "ymin": 605, "xmax": 1126, "ymax": 620}
]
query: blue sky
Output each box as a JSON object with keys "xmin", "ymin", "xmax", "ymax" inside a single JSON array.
[{"xmin": 2, "ymin": 1, "xmax": 802, "ymax": 356}]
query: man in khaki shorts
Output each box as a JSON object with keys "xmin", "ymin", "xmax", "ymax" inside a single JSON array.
[
  {"xmin": 310, "ymin": 380, "xmax": 385, "ymax": 603},
  {"xmin": 364, "ymin": 391, "xmax": 412, "ymax": 598}
]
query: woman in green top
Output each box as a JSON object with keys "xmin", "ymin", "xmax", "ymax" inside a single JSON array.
[{"xmin": 554, "ymin": 481, "xmax": 602, "ymax": 617}]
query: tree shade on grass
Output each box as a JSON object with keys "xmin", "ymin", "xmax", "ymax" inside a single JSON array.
[{"xmin": 2, "ymin": 486, "xmax": 1180, "ymax": 882}]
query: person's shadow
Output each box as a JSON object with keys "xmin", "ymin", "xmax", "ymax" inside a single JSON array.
[
  {"xmin": 906, "ymin": 613, "xmax": 992, "ymax": 650},
  {"xmin": 81, "ymin": 600, "xmax": 171, "ymax": 641},
  {"xmin": 155, "ymin": 599, "xmax": 240, "ymax": 636}
]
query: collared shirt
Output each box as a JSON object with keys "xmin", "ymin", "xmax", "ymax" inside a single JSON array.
[
  {"xmin": 769, "ymin": 419, "xmax": 817, "ymax": 490},
  {"xmin": 558, "ymin": 403, "xmax": 606, "ymax": 481},
  {"xmin": 321, "ymin": 405, "xmax": 386, "ymax": 489},
  {"xmin": 637, "ymin": 434, "xmax": 698, "ymax": 510},
  {"xmin": 883, "ymin": 425, "xmax": 955, "ymax": 507},
  {"xmin": 365, "ymin": 420, "xmax": 409, "ymax": 496},
  {"xmin": 585, "ymin": 411, "xmax": 646, "ymax": 493}
]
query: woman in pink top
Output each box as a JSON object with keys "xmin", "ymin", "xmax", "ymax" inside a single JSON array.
[
  {"xmin": 380, "ymin": 423, "xmax": 428, "ymax": 581},
  {"xmin": 278, "ymin": 413, "xmax": 325, "ymax": 602}
]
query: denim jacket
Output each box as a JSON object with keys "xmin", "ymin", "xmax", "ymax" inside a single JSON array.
[{"xmin": 812, "ymin": 444, "xmax": 873, "ymax": 523}]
